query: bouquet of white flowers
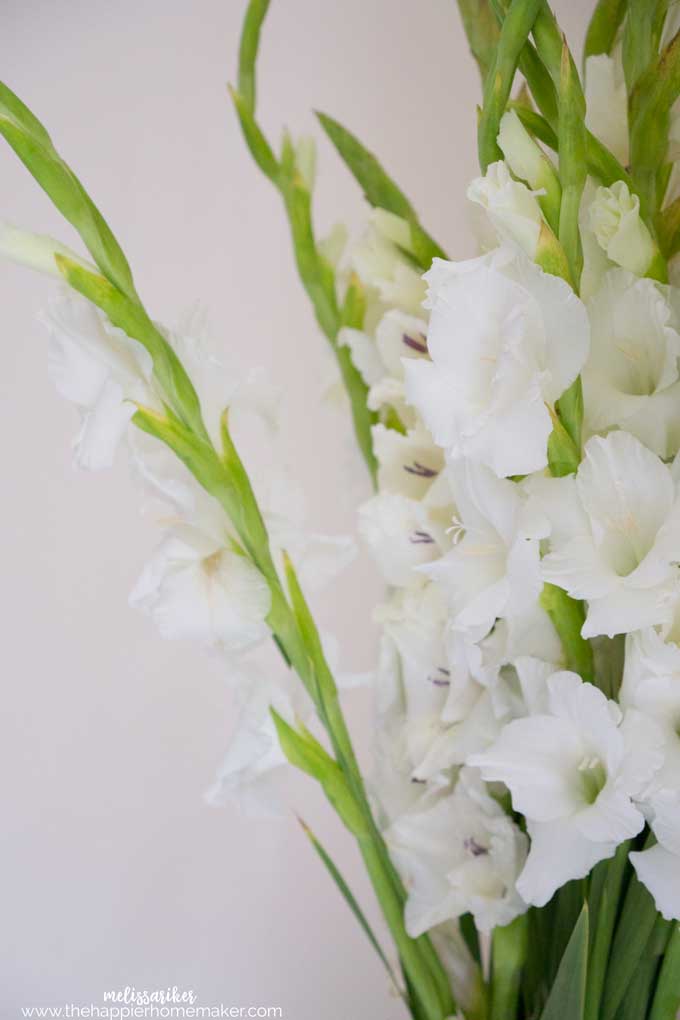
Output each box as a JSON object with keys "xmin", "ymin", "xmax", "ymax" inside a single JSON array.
[{"xmin": 2, "ymin": 1, "xmax": 680, "ymax": 1017}]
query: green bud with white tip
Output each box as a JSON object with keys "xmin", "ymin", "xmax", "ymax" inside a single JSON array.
[{"xmin": 498, "ymin": 109, "xmax": 562, "ymax": 233}]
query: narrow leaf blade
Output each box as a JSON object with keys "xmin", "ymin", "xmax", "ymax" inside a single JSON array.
[
  {"xmin": 298, "ymin": 817, "xmax": 402, "ymax": 994},
  {"xmin": 540, "ymin": 904, "xmax": 589, "ymax": 1020}
]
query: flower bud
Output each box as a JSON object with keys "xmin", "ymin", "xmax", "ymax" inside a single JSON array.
[
  {"xmin": 0, "ymin": 220, "xmax": 94, "ymax": 278},
  {"xmin": 588, "ymin": 181, "xmax": 657, "ymax": 277},
  {"xmin": 498, "ymin": 110, "xmax": 561, "ymax": 216},
  {"xmin": 294, "ymin": 135, "xmax": 317, "ymax": 191},
  {"xmin": 467, "ymin": 161, "xmax": 542, "ymax": 257}
]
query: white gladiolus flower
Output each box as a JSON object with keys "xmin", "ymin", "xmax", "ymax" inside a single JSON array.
[
  {"xmin": 42, "ymin": 288, "xmax": 158, "ymax": 470},
  {"xmin": 130, "ymin": 429, "xmax": 352, "ymax": 651},
  {"xmin": 538, "ymin": 432, "xmax": 680, "ymax": 638},
  {"xmin": 358, "ymin": 491, "xmax": 451, "ymax": 587},
  {"xmin": 129, "ymin": 523, "xmax": 271, "ymax": 653},
  {"xmin": 405, "ymin": 248, "xmax": 590, "ymax": 477},
  {"xmin": 470, "ymin": 671, "xmax": 660, "ymax": 906},
  {"xmin": 372, "ymin": 589, "xmax": 500, "ymax": 784},
  {"xmin": 588, "ymin": 181, "xmax": 657, "ymax": 277},
  {"xmin": 630, "ymin": 791, "xmax": 680, "ymax": 921},
  {"xmin": 387, "ymin": 767, "xmax": 528, "ymax": 935},
  {"xmin": 472, "ymin": 606, "xmax": 564, "ymax": 718},
  {"xmin": 421, "ymin": 459, "xmax": 546, "ymax": 634},
  {"xmin": 372, "ymin": 423, "xmax": 444, "ymax": 500},
  {"xmin": 350, "ymin": 208, "xmax": 426, "ymax": 316},
  {"xmin": 205, "ymin": 664, "xmax": 311, "ymax": 817},
  {"xmin": 583, "ymin": 270, "xmax": 680, "ymax": 459},
  {"xmin": 584, "ymin": 53, "xmax": 628, "ymax": 165},
  {"xmin": 620, "ymin": 591, "xmax": 680, "ymax": 795},
  {"xmin": 339, "ymin": 308, "xmax": 430, "ymax": 425},
  {"xmin": 467, "ymin": 161, "xmax": 543, "ymax": 257}
]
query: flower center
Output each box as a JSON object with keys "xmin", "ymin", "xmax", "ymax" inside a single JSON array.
[{"xmin": 577, "ymin": 755, "xmax": 607, "ymax": 805}]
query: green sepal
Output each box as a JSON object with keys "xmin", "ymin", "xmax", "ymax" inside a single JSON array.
[
  {"xmin": 0, "ymin": 81, "xmax": 136, "ymax": 302},
  {"xmin": 534, "ymin": 222, "xmax": 572, "ymax": 284},
  {"xmin": 555, "ymin": 377, "xmax": 584, "ymax": 453},
  {"xmin": 547, "ymin": 404, "xmax": 581, "ymax": 477},
  {"xmin": 509, "ymin": 102, "xmax": 558, "ymax": 149},
  {"xmin": 540, "ymin": 583, "xmax": 595, "ymax": 684},
  {"xmin": 490, "ymin": 913, "xmax": 529, "ymax": 1020},
  {"xmin": 271, "ymin": 711, "xmax": 367, "ymax": 837},
  {"xmin": 540, "ymin": 904, "xmax": 589, "ymax": 1020}
]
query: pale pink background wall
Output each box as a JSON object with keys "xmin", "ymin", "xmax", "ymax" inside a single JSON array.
[{"xmin": 0, "ymin": 2, "xmax": 589, "ymax": 1016}]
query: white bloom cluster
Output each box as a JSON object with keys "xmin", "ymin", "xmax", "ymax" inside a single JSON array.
[
  {"xmin": 347, "ymin": 108, "xmax": 680, "ymax": 936},
  {"xmin": 19, "ymin": 266, "xmax": 356, "ymax": 817}
]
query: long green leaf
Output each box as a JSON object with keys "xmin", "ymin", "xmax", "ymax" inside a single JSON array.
[
  {"xmin": 585, "ymin": 842, "xmax": 631, "ymax": 1020},
  {"xmin": 231, "ymin": 1, "xmax": 381, "ymax": 482},
  {"xmin": 614, "ymin": 915, "xmax": 671, "ymax": 1020},
  {"xmin": 584, "ymin": 0, "xmax": 627, "ymax": 60},
  {"xmin": 602, "ymin": 861, "xmax": 660, "ymax": 1020},
  {"xmin": 297, "ymin": 816, "xmax": 402, "ymax": 995},
  {"xmin": 629, "ymin": 28, "xmax": 680, "ymax": 221},
  {"xmin": 622, "ymin": 0, "xmax": 666, "ymax": 95},
  {"xmin": 478, "ymin": 0, "xmax": 543, "ymax": 170},
  {"xmin": 491, "ymin": 913, "xmax": 529, "ymax": 1020},
  {"xmin": 540, "ymin": 904, "xmax": 589, "ymax": 1020},
  {"xmin": 557, "ymin": 37, "xmax": 587, "ymax": 289},
  {"xmin": 649, "ymin": 924, "xmax": 680, "ymax": 1020},
  {"xmin": 315, "ymin": 111, "xmax": 445, "ymax": 268},
  {"xmin": 0, "ymin": 81, "xmax": 136, "ymax": 301}
]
